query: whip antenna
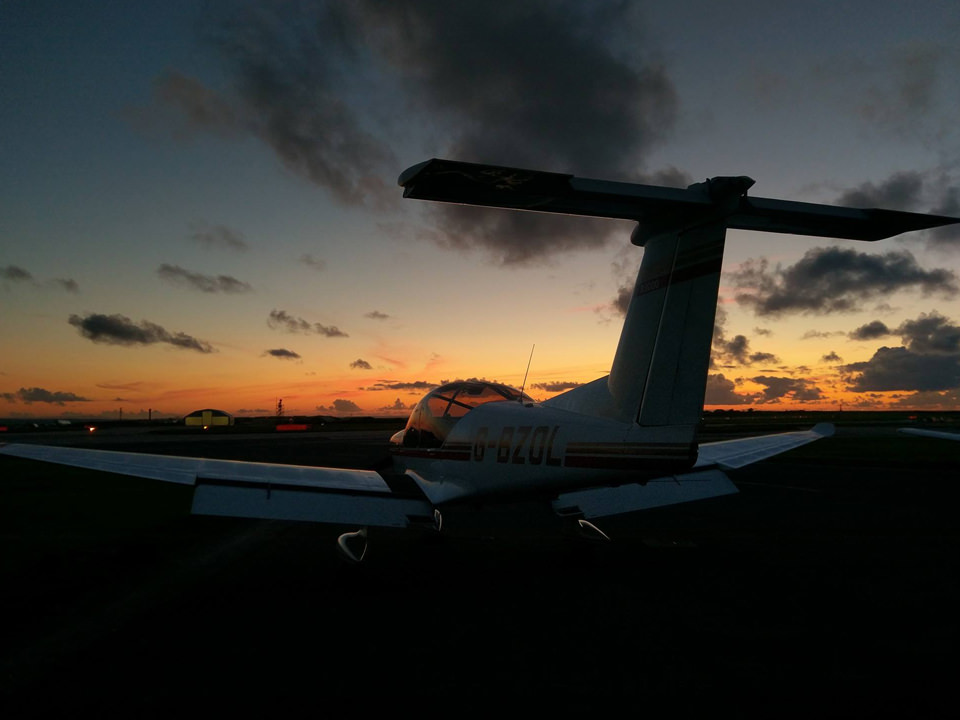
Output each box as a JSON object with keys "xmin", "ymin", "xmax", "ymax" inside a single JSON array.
[{"xmin": 519, "ymin": 344, "xmax": 535, "ymax": 402}]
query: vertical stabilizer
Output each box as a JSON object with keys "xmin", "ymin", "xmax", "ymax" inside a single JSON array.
[{"xmin": 608, "ymin": 221, "xmax": 725, "ymax": 425}]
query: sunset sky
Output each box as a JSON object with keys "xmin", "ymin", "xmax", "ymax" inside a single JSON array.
[{"xmin": 2, "ymin": 1, "xmax": 959, "ymax": 420}]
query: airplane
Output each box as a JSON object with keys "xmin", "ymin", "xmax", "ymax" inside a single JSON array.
[{"xmin": 3, "ymin": 158, "xmax": 958, "ymax": 562}]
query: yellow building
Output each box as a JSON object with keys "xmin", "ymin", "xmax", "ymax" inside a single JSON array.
[{"xmin": 184, "ymin": 408, "xmax": 234, "ymax": 428}]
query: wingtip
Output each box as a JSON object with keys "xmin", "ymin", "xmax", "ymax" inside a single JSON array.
[{"xmin": 812, "ymin": 422, "xmax": 835, "ymax": 437}]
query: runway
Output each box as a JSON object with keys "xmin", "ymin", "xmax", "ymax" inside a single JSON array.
[{"xmin": 1, "ymin": 423, "xmax": 957, "ymax": 716}]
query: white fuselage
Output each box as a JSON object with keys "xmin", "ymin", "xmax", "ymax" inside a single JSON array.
[{"xmin": 391, "ymin": 400, "xmax": 698, "ymax": 503}]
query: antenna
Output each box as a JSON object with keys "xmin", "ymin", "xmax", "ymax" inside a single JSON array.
[{"xmin": 519, "ymin": 344, "xmax": 535, "ymax": 402}]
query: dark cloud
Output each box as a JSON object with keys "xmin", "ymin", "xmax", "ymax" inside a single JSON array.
[
  {"xmin": 68, "ymin": 313, "xmax": 215, "ymax": 353},
  {"xmin": 753, "ymin": 327, "xmax": 772, "ymax": 336},
  {"xmin": 154, "ymin": 1, "xmax": 680, "ymax": 263},
  {"xmin": 157, "ymin": 264, "xmax": 252, "ymax": 293},
  {"xmin": 299, "ymin": 254, "xmax": 326, "ymax": 272},
  {"xmin": 611, "ymin": 282, "xmax": 633, "ymax": 316},
  {"xmin": 833, "ymin": 168, "xmax": 960, "ymax": 250},
  {"xmin": 928, "ymin": 186, "xmax": 960, "ymax": 246},
  {"xmin": 362, "ymin": 380, "xmax": 438, "ymax": 392},
  {"xmin": 821, "ymin": 351, "xmax": 844, "ymax": 363},
  {"xmin": 733, "ymin": 247, "xmax": 957, "ymax": 316},
  {"xmin": 267, "ymin": 309, "xmax": 348, "ymax": 337},
  {"xmin": 317, "ymin": 399, "xmax": 364, "ymax": 414},
  {"xmin": 748, "ymin": 352, "xmax": 779, "ymax": 364},
  {"xmin": 896, "ymin": 312, "xmax": 960, "ymax": 354},
  {"xmin": 843, "ymin": 312, "xmax": 960, "ymax": 392},
  {"xmin": 844, "ymin": 347, "xmax": 960, "ymax": 392},
  {"xmin": 849, "ymin": 320, "xmax": 892, "ymax": 341},
  {"xmin": 379, "ymin": 398, "xmax": 410, "ymax": 411},
  {"xmin": 52, "ymin": 278, "xmax": 80, "ymax": 293},
  {"xmin": 1, "ymin": 265, "xmax": 33, "ymax": 282},
  {"xmin": 531, "ymin": 381, "xmax": 583, "ymax": 393},
  {"xmin": 836, "ymin": 171, "xmax": 925, "ymax": 210},
  {"xmin": 750, "ymin": 376, "xmax": 825, "ymax": 404},
  {"xmin": 1, "ymin": 265, "xmax": 79, "ymax": 292},
  {"xmin": 364, "ymin": 310, "xmax": 389, "ymax": 320},
  {"xmin": 703, "ymin": 374, "xmax": 758, "ymax": 406},
  {"xmin": 2, "ymin": 387, "xmax": 90, "ymax": 405},
  {"xmin": 189, "ymin": 222, "xmax": 249, "ymax": 252},
  {"xmin": 710, "ymin": 301, "xmax": 780, "ymax": 367},
  {"xmin": 264, "ymin": 348, "xmax": 301, "ymax": 360},
  {"xmin": 350, "ymin": 358, "xmax": 372, "ymax": 370}
]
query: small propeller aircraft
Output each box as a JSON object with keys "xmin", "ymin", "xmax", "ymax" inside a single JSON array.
[{"xmin": 3, "ymin": 159, "xmax": 958, "ymax": 561}]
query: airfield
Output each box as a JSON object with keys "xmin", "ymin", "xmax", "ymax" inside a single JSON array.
[{"xmin": 2, "ymin": 415, "xmax": 958, "ymax": 716}]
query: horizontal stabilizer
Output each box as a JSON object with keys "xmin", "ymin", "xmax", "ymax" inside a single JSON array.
[
  {"xmin": 399, "ymin": 159, "xmax": 960, "ymax": 242},
  {"xmin": 552, "ymin": 468, "xmax": 738, "ymax": 519},
  {"xmin": 694, "ymin": 423, "xmax": 834, "ymax": 470}
]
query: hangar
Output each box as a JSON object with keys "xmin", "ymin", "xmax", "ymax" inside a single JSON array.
[{"xmin": 183, "ymin": 408, "xmax": 234, "ymax": 428}]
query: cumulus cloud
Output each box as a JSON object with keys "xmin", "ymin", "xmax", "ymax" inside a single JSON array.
[
  {"xmin": 379, "ymin": 398, "xmax": 410, "ymax": 411},
  {"xmin": 821, "ymin": 351, "xmax": 844, "ymax": 363},
  {"xmin": 148, "ymin": 1, "xmax": 682, "ymax": 263},
  {"xmin": 350, "ymin": 358, "xmax": 372, "ymax": 369},
  {"xmin": 750, "ymin": 376, "xmax": 825, "ymax": 404},
  {"xmin": 733, "ymin": 247, "xmax": 957, "ymax": 316},
  {"xmin": 263, "ymin": 348, "xmax": 301, "ymax": 360},
  {"xmin": 364, "ymin": 310, "xmax": 389, "ymax": 320},
  {"xmin": 188, "ymin": 221, "xmax": 249, "ymax": 251},
  {"xmin": 703, "ymin": 374, "xmax": 758, "ymax": 406},
  {"xmin": 843, "ymin": 312, "xmax": 960, "ymax": 392},
  {"xmin": 157, "ymin": 264, "xmax": 252, "ymax": 293},
  {"xmin": 897, "ymin": 311, "xmax": 960, "ymax": 354},
  {"xmin": 849, "ymin": 320, "xmax": 892, "ymax": 341},
  {"xmin": 710, "ymin": 302, "xmax": 780, "ymax": 367},
  {"xmin": 68, "ymin": 313, "xmax": 215, "ymax": 353},
  {"xmin": 267, "ymin": 309, "xmax": 348, "ymax": 337},
  {"xmin": 317, "ymin": 399, "xmax": 364, "ymax": 414},
  {"xmin": 845, "ymin": 347, "xmax": 960, "ymax": 392},
  {"xmin": 1, "ymin": 387, "xmax": 90, "ymax": 405}
]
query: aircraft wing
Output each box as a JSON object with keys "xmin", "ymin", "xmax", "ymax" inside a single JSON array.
[
  {"xmin": 898, "ymin": 428, "xmax": 960, "ymax": 441},
  {"xmin": 551, "ymin": 424, "xmax": 833, "ymax": 520},
  {"xmin": 693, "ymin": 422, "xmax": 834, "ymax": 470},
  {"xmin": 0, "ymin": 443, "xmax": 433, "ymax": 528}
]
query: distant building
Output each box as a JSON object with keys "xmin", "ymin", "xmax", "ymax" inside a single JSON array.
[{"xmin": 184, "ymin": 408, "xmax": 234, "ymax": 428}]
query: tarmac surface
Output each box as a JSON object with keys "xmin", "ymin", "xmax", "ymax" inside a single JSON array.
[{"xmin": 1, "ymin": 423, "xmax": 958, "ymax": 716}]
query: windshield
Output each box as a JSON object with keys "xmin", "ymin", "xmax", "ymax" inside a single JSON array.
[{"xmin": 401, "ymin": 381, "xmax": 533, "ymax": 448}]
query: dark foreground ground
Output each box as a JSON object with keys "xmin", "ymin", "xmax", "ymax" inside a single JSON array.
[{"xmin": 1, "ymin": 422, "xmax": 958, "ymax": 717}]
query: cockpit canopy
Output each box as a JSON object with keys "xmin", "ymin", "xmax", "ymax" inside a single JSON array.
[{"xmin": 400, "ymin": 380, "xmax": 533, "ymax": 449}]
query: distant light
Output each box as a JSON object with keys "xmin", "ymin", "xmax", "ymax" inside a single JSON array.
[
  {"xmin": 86, "ymin": 426, "xmax": 96, "ymax": 433},
  {"xmin": 203, "ymin": 425, "xmax": 209, "ymax": 430}
]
